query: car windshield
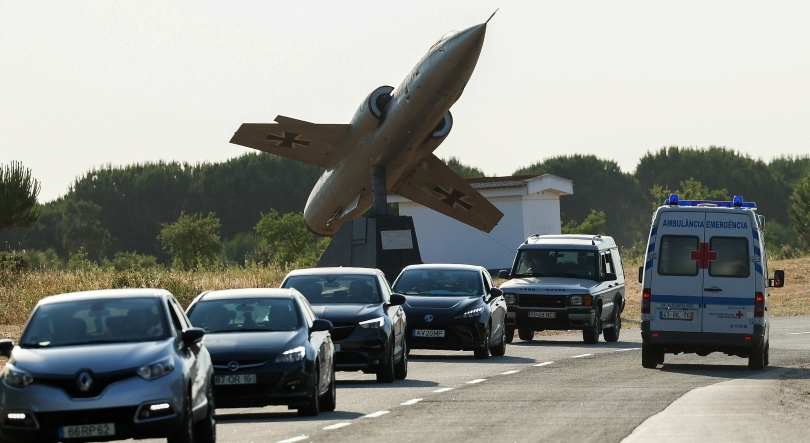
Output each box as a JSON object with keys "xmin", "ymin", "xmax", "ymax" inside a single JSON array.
[
  {"xmin": 513, "ymin": 249, "xmax": 599, "ymax": 280},
  {"xmin": 284, "ymin": 275, "xmax": 382, "ymax": 304},
  {"xmin": 393, "ymin": 269, "xmax": 481, "ymax": 296},
  {"xmin": 188, "ymin": 298, "xmax": 300, "ymax": 333},
  {"xmin": 19, "ymin": 297, "xmax": 169, "ymax": 348}
]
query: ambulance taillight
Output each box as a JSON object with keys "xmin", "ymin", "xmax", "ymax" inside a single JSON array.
[
  {"xmin": 641, "ymin": 288, "xmax": 651, "ymax": 314},
  {"xmin": 754, "ymin": 292, "xmax": 765, "ymax": 318}
]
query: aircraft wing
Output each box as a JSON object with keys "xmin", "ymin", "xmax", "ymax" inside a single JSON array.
[
  {"xmin": 229, "ymin": 115, "xmax": 349, "ymax": 169},
  {"xmin": 394, "ymin": 154, "xmax": 504, "ymax": 233}
]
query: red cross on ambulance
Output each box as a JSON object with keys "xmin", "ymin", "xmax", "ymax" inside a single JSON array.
[{"xmin": 690, "ymin": 242, "xmax": 717, "ymax": 269}]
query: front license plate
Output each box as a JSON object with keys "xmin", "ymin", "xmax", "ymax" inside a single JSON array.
[
  {"xmin": 59, "ymin": 423, "xmax": 115, "ymax": 439},
  {"xmin": 528, "ymin": 311, "xmax": 556, "ymax": 318},
  {"xmin": 334, "ymin": 343, "xmax": 341, "ymax": 352},
  {"xmin": 215, "ymin": 373, "xmax": 257, "ymax": 385},
  {"xmin": 659, "ymin": 310, "xmax": 695, "ymax": 321},
  {"xmin": 413, "ymin": 329, "xmax": 445, "ymax": 338}
]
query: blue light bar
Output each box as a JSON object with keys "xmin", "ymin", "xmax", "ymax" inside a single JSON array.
[{"xmin": 663, "ymin": 194, "xmax": 756, "ymax": 209}]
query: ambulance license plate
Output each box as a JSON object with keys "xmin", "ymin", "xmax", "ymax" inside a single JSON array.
[
  {"xmin": 59, "ymin": 423, "xmax": 115, "ymax": 439},
  {"xmin": 528, "ymin": 311, "xmax": 556, "ymax": 318},
  {"xmin": 413, "ymin": 329, "xmax": 445, "ymax": 338},
  {"xmin": 659, "ymin": 310, "xmax": 694, "ymax": 321}
]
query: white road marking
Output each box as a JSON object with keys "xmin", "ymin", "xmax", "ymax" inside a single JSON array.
[
  {"xmin": 500, "ymin": 370, "xmax": 520, "ymax": 375},
  {"xmin": 615, "ymin": 348, "xmax": 638, "ymax": 352},
  {"xmin": 278, "ymin": 436, "xmax": 309, "ymax": 443},
  {"xmin": 787, "ymin": 331, "xmax": 810, "ymax": 335},
  {"xmin": 401, "ymin": 398, "xmax": 423, "ymax": 405},
  {"xmin": 571, "ymin": 354, "xmax": 593, "ymax": 358},
  {"xmin": 323, "ymin": 422, "xmax": 352, "ymax": 430},
  {"xmin": 363, "ymin": 410, "xmax": 390, "ymax": 418},
  {"xmin": 467, "ymin": 378, "xmax": 487, "ymax": 384},
  {"xmin": 433, "ymin": 387, "xmax": 454, "ymax": 393},
  {"xmin": 534, "ymin": 361, "xmax": 554, "ymax": 367}
]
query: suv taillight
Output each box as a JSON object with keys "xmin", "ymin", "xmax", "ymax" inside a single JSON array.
[
  {"xmin": 641, "ymin": 288, "xmax": 651, "ymax": 314},
  {"xmin": 754, "ymin": 292, "xmax": 765, "ymax": 317}
]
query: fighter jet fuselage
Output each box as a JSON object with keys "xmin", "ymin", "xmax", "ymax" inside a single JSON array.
[{"xmin": 231, "ymin": 21, "xmax": 502, "ymax": 236}]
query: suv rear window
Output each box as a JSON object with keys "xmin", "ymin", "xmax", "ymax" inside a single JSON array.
[{"xmin": 658, "ymin": 235, "xmax": 699, "ymax": 276}]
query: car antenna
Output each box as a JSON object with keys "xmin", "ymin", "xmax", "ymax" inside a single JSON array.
[{"xmin": 486, "ymin": 9, "xmax": 499, "ymax": 23}]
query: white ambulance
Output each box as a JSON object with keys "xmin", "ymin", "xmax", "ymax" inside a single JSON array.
[{"xmin": 639, "ymin": 194, "xmax": 784, "ymax": 370}]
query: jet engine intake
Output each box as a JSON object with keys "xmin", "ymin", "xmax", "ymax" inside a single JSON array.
[
  {"xmin": 368, "ymin": 86, "xmax": 394, "ymax": 120},
  {"xmin": 431, "ymin": 111, "xmax": 453, "ymax": 138}
]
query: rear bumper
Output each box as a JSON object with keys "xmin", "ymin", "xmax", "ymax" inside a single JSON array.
[
  {"xmin": 507, "ymin": 307, "xmax": 596, "ymax": 330},
  {"xmin": 641, "ymin": 322, "xmax": 767, "ymax": 356}
]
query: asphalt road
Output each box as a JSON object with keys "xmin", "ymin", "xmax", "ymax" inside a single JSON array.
[{"xmin": 123, "ymin": 316, "xmax": 810, "ymax": 443}]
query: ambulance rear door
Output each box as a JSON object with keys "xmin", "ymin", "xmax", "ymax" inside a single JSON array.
[
  {"xmin": 650, "ymin": 210, "xmax": 704, "ymax": 333},
  {"xmin": 701, "ymin": 212, "xmax": 756, "ymax": 334}
]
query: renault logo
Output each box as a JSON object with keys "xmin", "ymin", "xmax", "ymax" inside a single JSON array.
[
  {"xmin": 424, "ymin": 314, "xmax": 434, "ymax": 322},
  {"xmin": 77, "ymin": 372, "xmax": 94, "ymax": 392},
  {"xmin": 227, "ymin": 361, "xmax": 239, "ymax": 371}
]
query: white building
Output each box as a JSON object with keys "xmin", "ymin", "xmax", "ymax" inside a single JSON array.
[{"xmin": 389, "ymin": 174, "xmax": 573, "ymax": 271}]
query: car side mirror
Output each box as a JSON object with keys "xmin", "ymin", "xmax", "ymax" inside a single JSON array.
[
  {"xmin": 181, "ymin": 328, "xmax": 205, "ymax": 346},
  {"xmin": 498, "ymin": 270, "xmax": 510, "ymax": 279},
  {"xmin": 489, "ymin": 287, "xmax": 504, "ymax": 297},
  {"xmin": 770, "ymin": 269, "xmax": 785, "ymax": 288},
  {"xmin": 0, "ymin": 339, "xmax": 13, "ymax": 357},
  {"xmin": 389, "ymin": 293, "xmax": 406, "ymax": 306},
  {"xmin": 601, "ymin": 273, "xmax": 617, "ymax": 282},
  {"xmin": 638, "ymin": 266, "xmax": 643, "ymax": 284},
  {"xmin": 311, "ymin": 319, "xmax": 333, "ymax": 332}
]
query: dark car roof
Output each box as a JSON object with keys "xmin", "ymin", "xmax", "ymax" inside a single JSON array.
[
  {"xmin": 37, "ymin": 288, "xmax": 173, "ymax": 306},
  {"xmin": 198, "ymin": 288, "xmax": 300, "ymax": 301}
]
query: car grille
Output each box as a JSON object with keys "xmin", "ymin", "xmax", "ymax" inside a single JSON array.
[
  {"xmin": 35, "ymin": 406, "xmax": 139, "ymax": 429},
  {"xmin": 34, "ymin": 369, "xmax": 137, "ymax": 399},
  {"xmin": 212, "ymin": 359, "xmax": 266, "ymax": 370},
  {"xmin": 519, "ymin": 294, "xmax": 567, "ymax": 308},
  {"xmin": 329, "ymin": 322, "xmax": 357, "ymax": 341}
]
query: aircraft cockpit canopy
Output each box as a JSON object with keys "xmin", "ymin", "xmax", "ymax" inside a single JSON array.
[{"xmin": 431, "ymin": 31, "xmax": 458, "ymax": 51}]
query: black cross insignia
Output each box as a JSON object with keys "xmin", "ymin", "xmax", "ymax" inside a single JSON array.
[
  {"xmin": 266, "ymin": 132, "xmax": 310, "ymax": 149},
  {"xmin": 434, "ymin": 186, "xmax": 473, "ymax": 210}
]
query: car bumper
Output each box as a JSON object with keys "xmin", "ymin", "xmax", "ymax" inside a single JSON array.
[
  {"xmin": 212, "ymin": 363, "xmax": 315, "ymax": 408},
  {"xmin": 0, "ymin": 372, "xmax": 185, "ymax": 443},
  {"xmin": 333, "ymin": 328, "xmax": 391, "ymax": 372},
  {"xmin": 641, "ymin": 321, "xmax": 767, "ymax": 355},
  {"xmin": 407, "ymin": 321, "xmax": 488, "ymax": 351},
  {"xmin": 506, "ymin": 307, "xmax": 597, "ymax": 330}
]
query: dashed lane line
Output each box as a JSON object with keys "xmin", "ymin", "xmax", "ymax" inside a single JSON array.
[
  {"xmin": 571, "ymin": 354, "xmax": 593, "ymax": 358},
  {"xmin": 433, "ymin": 387, "xmax": 454, "ymax": 393},
  {"xmin": 466, "ymin": 378, "xmax": 487, "ymax": 384},
  {"xmin": 534, "ymin": 361, "xmax": 554, "ymax": 367},
  {"xmin": 787, "ymin": 331, "xmax": 810, "ymax": 335},
  {"xmin": 363, "ymin": 410, "xmax": 390, "ymax": 418},
  {"xmin": 401, "ymin": 398, "xmax": 423, "ymax": 406},
  {"xmin": 278, "ymin": 436, "xmax": 309, "ymax": 443},
  {"xmin": 500, "ymin": 370, "xmax": 520, "ymax": 375},
  {"xmin": 615, "ymin": 348, "xmax": 638, "ymax": 352},
  {"xmin": 323, "ymin": 422, "xmax": 352, "ymax": 430}
]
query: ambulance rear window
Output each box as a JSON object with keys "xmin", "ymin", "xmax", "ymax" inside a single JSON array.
[
  {"xmin": 658, "ymin": 235, "xmax": 699, "ymax": 276},
  {"xmin": 708, "ymin": 237, "xmax": 749, "ymax": 278}
]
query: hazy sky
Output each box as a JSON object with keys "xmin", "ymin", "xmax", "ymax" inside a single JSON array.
[{"xmin": 2, "ymin": 1, "xmax": 809, "ymax": 202}]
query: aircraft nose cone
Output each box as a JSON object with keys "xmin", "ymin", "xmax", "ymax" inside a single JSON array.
[{"xmin": 451, "ymin": 23, "xmax": 487, "ymax": 57}]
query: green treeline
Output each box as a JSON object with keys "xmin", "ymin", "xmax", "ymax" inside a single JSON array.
[{"xmin": 2, "ymin": 147, "xmax": 810, "ymax": 269}]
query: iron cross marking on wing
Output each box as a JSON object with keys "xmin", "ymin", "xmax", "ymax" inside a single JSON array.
[
  {"xmin": 434, "ymin": 186, "xmax": 473, "ymax": 210},
  {"xmin": 266, "ymin": 132, "xmax": 310, "ymax": 149}
]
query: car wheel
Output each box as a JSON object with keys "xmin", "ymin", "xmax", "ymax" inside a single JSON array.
[
  {"xmin": 192, "ymin": 379, "xmax": 216, "ymax": 443},
  {"xmin": 320, "ymin": 365, "xmax": 337, "ymax": 412},
  {"xmin": 582, "ymin": 314, "xmax": 600, "ymax": 344},
  {"xmin": 167, "ymin": 390, "xmax": 194, "ymax": 443},
  {"xmin": 376, "ymin": 339, "xmax": 396, "ymax": 383},
  {"xmin": 764, "ymin": 342, "xmax": 770, "ymax": 366},
  {"xmin": 603, "ymin": 306, "xmax": 621, "ymax": 342},
  {"xmin": 394, "ymin": 339, "xmax": 408, "ymax": 380},
  {"xmin": 641, "ymin": 343, "xmax": 662, "ymax": 369},
  {"xmin": 298, "ymin": 367, "xmax": 320, "ymax": 416},
  {"xmin": 518, "ymin": 328, "xmax": 534, "ymax": 342},
  {"xmin": 505, "ymin": 327, "xmax": 514, "ymax": 344},
  {"xmin": 748, "ymin": 341, "xmax": 766, "ymax": 370},
  {"xmin": 490, "ymin": 322, "xmax": 507, "ymax": 357},
  {"xmin": 474, "ymin": 325, "xmax": 490, "ymax": 359}
]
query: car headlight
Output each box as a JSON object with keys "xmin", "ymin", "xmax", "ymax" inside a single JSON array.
[
  {"xmin": 2, "ymin": 364, "xmax": 34, "ymax": 388},
  {"xmin": 359, "ymin": 316, "xmax": 385, "ymax": 329},
  {"xmin": 273, "ymin": 346, "xmax": 306, "ymax": 364},
  {"xmin": 137, "ymin": 356, "xmax": 175, "ymax": 381},
  {"xmin": 457, "ymin": 307, "xmax": 484, "ymax": 318},
  {"xmin": 569, "ymin": 294, "xmax": 592, "ymax": 306},
  {"xmin": 504, "ymin": 293, "xmax": 517, "ymax": 305}
]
